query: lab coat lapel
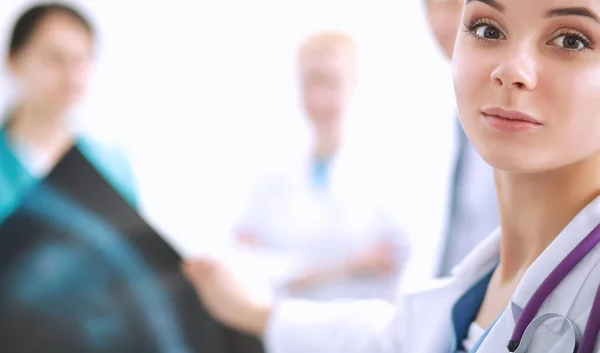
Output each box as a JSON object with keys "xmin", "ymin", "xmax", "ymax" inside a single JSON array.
[
  {"xmin": 401, "ymin": 231, "xmax": 500, "ymax": 352},
  {"xmin": 476, "ymin": 197, "xmax": 600, "ymax": 353},
  {"xmin": 510, "ymin": 196, "xmax": 600, "ymax": 330},
  {"xmin": 326, "ymin": 147, "xmax": 381, "ymax": 232},
  {"xmin": 451, "ymin": 228, "xmax": 501, "ymax": 279}
]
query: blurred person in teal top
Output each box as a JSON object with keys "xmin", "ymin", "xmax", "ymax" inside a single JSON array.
[
  {"xmin": 0, "ymin": 4, "xmax": 204, "ymax": 352},
  {"xmin": 0, "ymin": 2, "xmax": 137, "ymax": 226}
]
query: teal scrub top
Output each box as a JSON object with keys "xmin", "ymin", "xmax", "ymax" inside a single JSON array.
[
  {"xmin": 0, "ymin": 127, "xmax": 138, "ymax": 225},
  {"xmin": 0, "ymin": 128, "xmax": 199, "ymax": 352}
]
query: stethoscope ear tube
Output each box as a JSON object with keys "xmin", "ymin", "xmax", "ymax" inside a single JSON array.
[
  {"xmin": 508, "ymin": 222, "xmax": 600, "ymax": 353},
  {"xmin": 508, "ymin": 313, "xmax": 581, "ymax": 353}
]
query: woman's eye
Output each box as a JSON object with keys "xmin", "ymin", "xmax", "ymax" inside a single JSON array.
[
  {"xmin": 552, "ymin": 35, "xmax": 586, "ymax": 50},
  {"xmin": 474, "ymin": 25, "xmax": 504, "ymax": 40}
]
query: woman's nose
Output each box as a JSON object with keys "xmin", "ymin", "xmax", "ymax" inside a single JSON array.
[{"xmin": 490, "ymin": 50, "xmax": 538, "ymax": 91}]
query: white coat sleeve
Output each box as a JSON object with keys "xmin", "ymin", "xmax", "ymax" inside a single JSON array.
[{"xmin": 263, "ymin": 298, "xmax": 407, "ymax": 353}]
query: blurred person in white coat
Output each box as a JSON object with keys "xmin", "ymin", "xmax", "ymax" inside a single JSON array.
[
  {"xmin": 426, "ymin": 0, "xmax": 500, "ymax": 277},
  {"xmin": 183, "ymin": 0, "xmax": 600, "ymax": 352},
  {"xmin": 235, "ymin": 31, "xmax": 409, "ymax": 302}
]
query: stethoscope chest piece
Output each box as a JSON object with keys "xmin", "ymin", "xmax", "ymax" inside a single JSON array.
[{"xmin": 509, "ymin": 313, "xmax": 581, "ymax": 353}]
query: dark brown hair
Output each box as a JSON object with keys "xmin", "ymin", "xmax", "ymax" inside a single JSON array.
[{"xmin": 8, "ymin": 2, "xmax": 94, "ymax": 58}]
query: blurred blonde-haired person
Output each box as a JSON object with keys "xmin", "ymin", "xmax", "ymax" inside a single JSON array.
[{"xmin": 235, "ymin": 30, "xmax": 410, "ymax": 301}]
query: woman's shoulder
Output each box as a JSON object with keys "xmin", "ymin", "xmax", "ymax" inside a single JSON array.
[
  {"xmin": 0, "ymin": 127, "xmax": 20, "ymax": 170},
  {"xmin": 76, "ymin": 134, "xmax": 130, "ymax": 169},
  {"xmin": 0, "ymin": 127, "xmax": 37, "ymax": 224},
  {"xmin": 75, "ymin": 135, "xmax": 138, "ymax": 207}
]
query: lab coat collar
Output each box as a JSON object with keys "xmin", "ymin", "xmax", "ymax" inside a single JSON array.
[
  {"xmin": 510, "ymin": 195, "xmax": 600, "ymax": 330},
  {"xmin": 451, "ymin": 228, "xmax": 501, "ymax": 280}
]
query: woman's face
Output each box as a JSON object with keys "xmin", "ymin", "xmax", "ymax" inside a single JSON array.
[
  {"xmin": 453, "ymin": 0, "xmax": 600, "ymax": 173},
  {"xmin": 300, "ymin": 53, "xmax": 355, "ymax": 133},
  {"xmin": 9, "ymin": 12, "xmax": 93, "ymax": 110}
]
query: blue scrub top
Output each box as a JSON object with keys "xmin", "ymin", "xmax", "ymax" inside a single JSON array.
[
  {"xmin": 0, "ymin": 127, "xmax": 138, "ymax": 225},
  {"xmin": 451, "ymin": 266, "xmax": 498, "ymax": 352},
  {"xmin": 311, "ymin": 158, "xmax": 331, "ymax": 191}
]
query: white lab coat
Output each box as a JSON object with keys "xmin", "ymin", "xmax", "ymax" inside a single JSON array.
[
  {"xmin": 263, "ymin": 195, "xmax": 600, "ymax": 352},
  {"xmin": 238, "ymin": 145, "xmax": 410, "ymax": 301}
]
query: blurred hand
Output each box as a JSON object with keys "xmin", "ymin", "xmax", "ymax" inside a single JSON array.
[
  {"xmin": 348, "ymin": 240, "xmax": 396, "ymax": 277},
  {"xmin": 182, "ymin": 258, "xmax": 271, "ymax": 336}
]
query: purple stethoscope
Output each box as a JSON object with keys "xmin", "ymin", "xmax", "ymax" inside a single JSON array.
[{"xmin": 506, "ymin": 223, "xmax": 600, "ymax": 352}]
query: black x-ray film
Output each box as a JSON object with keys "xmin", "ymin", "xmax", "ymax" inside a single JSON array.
[{"xmin": 0, "ymin": 147, "xmax": 264, "ymax": 353}]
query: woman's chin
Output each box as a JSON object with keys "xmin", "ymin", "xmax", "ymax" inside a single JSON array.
[{"xmin": 481, "ymin": 152, "xmax": 560, "ymax": 175}]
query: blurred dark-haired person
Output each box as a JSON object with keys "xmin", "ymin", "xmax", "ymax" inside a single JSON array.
[
  {"xmin": 424, "ymin": 0, "xmax": 499, "ymax": 277},
  {"xmin": 0, "ymin": 2, "xmax": 137, "ymax": 223},
  {"xmin": 0, "ymin": 4, "xmax": 205, "ymax": 353}
]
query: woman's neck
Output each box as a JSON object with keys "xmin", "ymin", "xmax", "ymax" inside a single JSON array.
[
  {"xmin": 495, "ymin": 155, "xmax": 600, "ymax": 283},
  {"xmin": 7, "ymin": 104, "xmax": 72, "ymax": 153},
  {"xmin": 313, "ymin": 131, "xmax": 341, "ymax": 160}
]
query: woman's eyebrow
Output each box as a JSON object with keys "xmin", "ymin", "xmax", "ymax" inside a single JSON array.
[
  {"xmin": 465, "ymin": 1, "xmax": 600, "ymax": 24},
  {"xmin": 545, "ymin": 7, "xmax": 600, "ymax": 23},
  {"xmin": 465, "ymin": 0, "xmax": 505, "ymax": 13}
]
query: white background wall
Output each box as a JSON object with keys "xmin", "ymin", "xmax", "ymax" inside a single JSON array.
[{"xmin": 0, "ymin": 0, "xmax": 457, "ymax": 283}]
